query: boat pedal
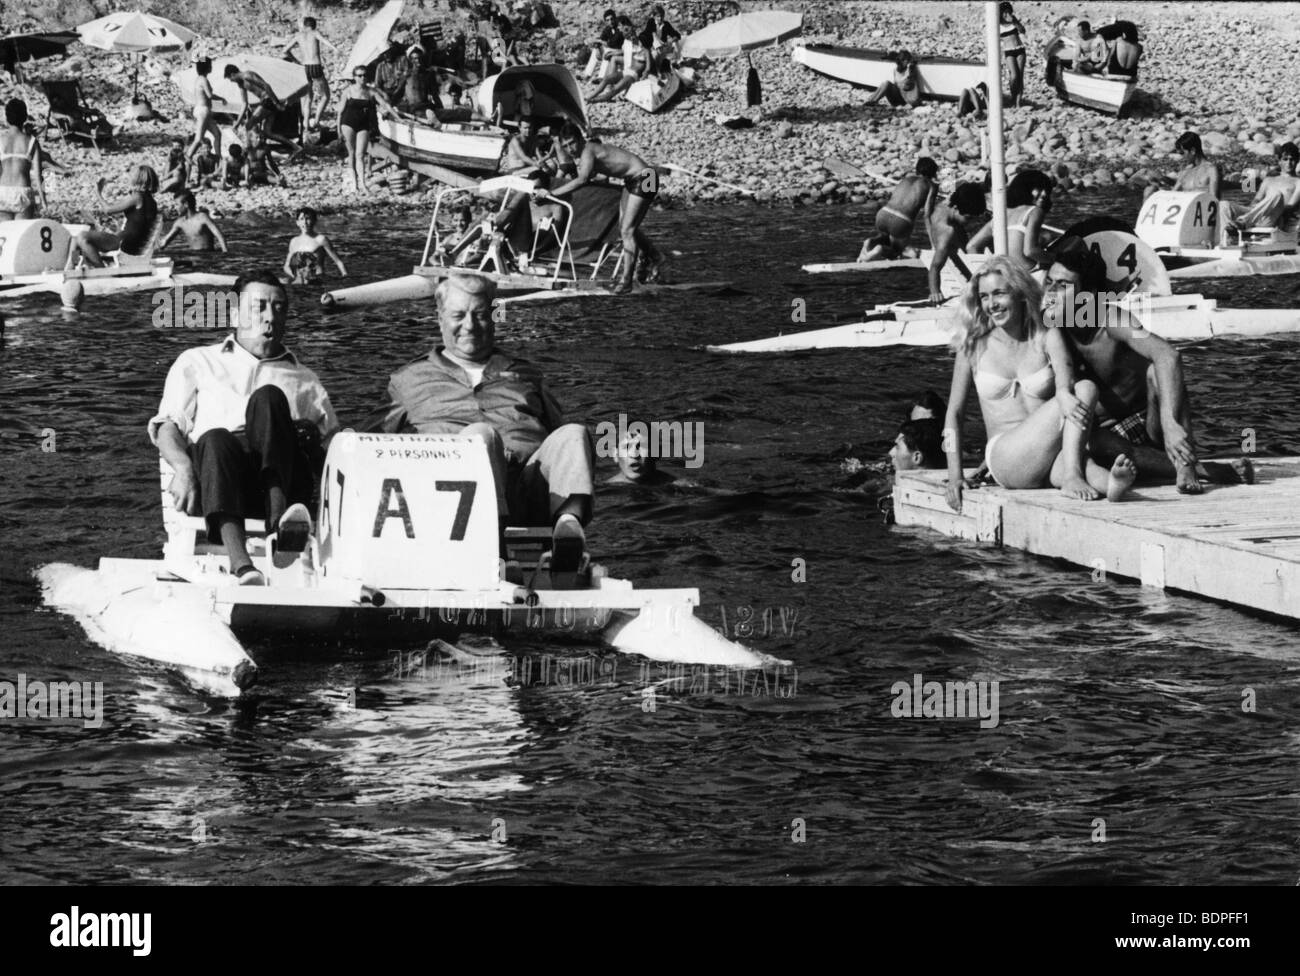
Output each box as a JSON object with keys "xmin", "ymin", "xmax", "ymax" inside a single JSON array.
[{"xmin": 528, "ymin": 551, "xmax": 592, "ymax": 592}]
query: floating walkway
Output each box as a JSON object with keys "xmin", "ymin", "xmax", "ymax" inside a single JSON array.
[{"xmin": 893, "ymin": 458, "xmax": 1300, "ymax": 620}]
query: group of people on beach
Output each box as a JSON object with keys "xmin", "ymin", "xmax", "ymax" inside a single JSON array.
[{"xmin": 584, "ymin": 5, "xmax": 681, "ymax": 102}]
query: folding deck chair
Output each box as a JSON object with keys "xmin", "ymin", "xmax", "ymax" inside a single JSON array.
[{"xmin": 41, "ymin": 79, "xmax": 113, "ymax": 152}]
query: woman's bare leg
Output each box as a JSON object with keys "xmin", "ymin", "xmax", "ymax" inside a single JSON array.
[
  {"xmin": 355, "ymin": 129, "xmax": 371, "ymax": 193},
  {"xmin": 341, "ymin": 125, "xmax": 359, "ymax": 190},
  {"xmin": 986, "ymin": 397, "xmax": 1067, "ymax": 489}
]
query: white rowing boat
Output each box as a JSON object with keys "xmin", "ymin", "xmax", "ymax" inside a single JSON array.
[
  {"xmin": 626, "ymin": 67, "xmax": 691, "ymax": 113},
  {"xmin": 38, "ymin": 432, "xmax": 777, "ymax": 698},
  {"xmin": 1044, "ymin": 37, "xmax": 1136, "ymax": 116},
  {"xmin": 1138, "ymin": 189, "xmax": 1300, "ymax": 279},
  {"xmin": 792, "ymin": 42, "xmax": 992, "ymax": 102}
]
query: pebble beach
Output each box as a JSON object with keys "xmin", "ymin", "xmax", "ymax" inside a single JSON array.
[{"xmin": 3, "ymin": 0, "xmax": 1300, "ymax": 220}]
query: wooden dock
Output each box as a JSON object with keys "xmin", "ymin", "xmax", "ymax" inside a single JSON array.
[{"xmin": 893, "ymin": 458, "xmax": 1300, "ymax": 620}]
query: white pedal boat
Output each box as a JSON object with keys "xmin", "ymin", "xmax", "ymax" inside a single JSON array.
[
  {"xmin": 39, "ymin": 433, "xmax": 773, "ymax": 698},
  {"xmin": 709, "ymin": 227, "xmax": 1300, "ymax": 353},
  {"xmin": 1138, "ymin": 190, "xmax": 1300, "ymax": 279}
]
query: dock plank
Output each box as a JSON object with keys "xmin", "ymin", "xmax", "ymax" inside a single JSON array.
[{"xmin": 893, "ymin": 459, "xmax": 1300, "ymax": 619}]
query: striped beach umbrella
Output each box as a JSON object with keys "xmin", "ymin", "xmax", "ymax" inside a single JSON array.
[{"xmin": 77, "ymin": 11, "xmax": 198, "ymax": 98}]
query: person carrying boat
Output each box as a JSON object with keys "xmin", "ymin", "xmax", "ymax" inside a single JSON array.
[
  {"xmin": 159, "ymin": 191, "xmax": 228, "ymax": 253},
  {"xmin": 856, "ymin": 156, "xmax": 938, "ymax": 263},
  {"xmin": 283, "ymin": 207, "xmax": 347, "ymax": 285},
  {"xmin": 1219, "ymin": 142, "xmax": 1300, "ymax": 247},
  {"xmin": 369, "ymin": 273, "xmax": 595, "ymax": 575},
  {"xmin": 149, "ymin": 270, "xmax": 339, "ymax": 587},
  {"xmin": 966, "ymin": 168, "xmax": 1054, "ymax": 270},
  {"xmin": 281, "ymin": 15, "xmax": 339, "ymax": 131},
  {"xmin": 943, "ymin": 255, "xmax": 1136, "ymax": 512},
  {"xmin": 925, "ymin": 181, "xmax": 988, "ymax": 305},
  {"xmin": 862, "ymin": 50, "xmax": 922, "ymax": 109},
  {"xmin": 0, "ymin": 98, "xmax": 46, "ymax": 220},
  {"xmin": 548, "ymin": 123, "xmax": 665, "ymax": 293},
  {"xmin": 1042, "ymin": 240, "xmax": 1251, "ymax": 494},
  {"xmin": 69, "ymin": 166, "xmax": 160, "ymax": 267},
  {"xmin": 1143, "ymin": 131, "xmax": 1222, "ymax": 201}
]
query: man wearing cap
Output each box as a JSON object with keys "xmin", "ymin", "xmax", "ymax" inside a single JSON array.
[
  {"xmin": 149, "ymin": 270, "xmax": 339, "ymax": 586},
  {"xmin": 370, "ymin": 273, "xmax": 594, "ymax": 571}
]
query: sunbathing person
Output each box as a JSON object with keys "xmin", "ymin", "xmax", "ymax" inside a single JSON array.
[
  {"xmin": 966, "ymin": 168, "xmax": 1054, "ymax": 269},
  {"xmin": 1220, "ymin": 142, "xmax": 1300, "ymax": 246},
  {"xmin": 1043, "ymin": 240, "xmax": 1252, "ymax": 493},
  {"xmin": 862, "ymin": 50, "xmax": 922, "ymax": 109},
  {"xmin": 856, "ymin": 157, "xmax": 938, "ymax": 263},
  {"xmin": 159, "ymin": 191, "xmax": 228, "ymax": 252},
  {"xmin": 283, "ymin": 207, "xmax": 346, "ymax": 284},
  {"xmin": 943, "ymin": 255, "xmax": 1135, "ymax": 513},
  {"xmin": 926, "ymin": 181, "xmax": 988, "ymax": 305}
]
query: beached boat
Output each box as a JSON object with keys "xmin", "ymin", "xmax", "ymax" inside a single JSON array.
[
  {"xmin": 38, "ymin": 433, "xmax": 774, "ymax": 697},
  {"xmin": 626, "ymin": 69, "xmax": 683, "ymax": 113},
  {"xmin": 792, "ymin": 42, "xmax": 992, "ymax": 102},
  {"xmin": 1138, "ymin": 189, "xmax": 1300, "ymax": 279},
  {"xmin": 1044, "ymin": 37, "xmax": 1136, "ymax": 116},
  {"xmin": 375, "ymin": 64, "xmax": 589, "ymax": 187}
]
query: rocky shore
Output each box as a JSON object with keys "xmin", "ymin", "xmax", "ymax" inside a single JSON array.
[{"xmin": 3, "ymin": 0, "xmax": 1299, "ymax": 221}]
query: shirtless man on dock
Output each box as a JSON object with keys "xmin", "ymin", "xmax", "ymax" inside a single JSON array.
[
  {"xmin": 548, "ymin": 123, "xmax": 664, "ymax": 293},
  {"xmin": 1043, "ymin": 241, "xmax": 1252, "ymax": 494},
  {"xmin": 856, "ymin": 157, "xmax": 938, "ymax": 263}
]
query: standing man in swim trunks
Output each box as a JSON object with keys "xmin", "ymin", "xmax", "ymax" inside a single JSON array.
[
  {"xmin": 857, "ymin": 157, "xmax": 938, "ymax": 263},
  {"xmin": 283, "ymin": 15, "xmax": 338, "ymax": 132},
  {"xmin": 547, "ymin": 123, "xmax": 665, "ymax": 293},
  {"xmin": 1043, "ymin": 241, "xmax": 1250, "ymax": 493}
]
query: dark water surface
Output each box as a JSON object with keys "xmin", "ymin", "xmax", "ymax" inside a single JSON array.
[{"xmin": 3, "ymin": 190, "xmax": 1300, "ymax": 885}]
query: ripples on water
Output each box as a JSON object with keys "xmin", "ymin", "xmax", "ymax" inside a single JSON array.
[{"xmin": 2, "ymin": 190, "xmax": 1299, "ymax": 884}]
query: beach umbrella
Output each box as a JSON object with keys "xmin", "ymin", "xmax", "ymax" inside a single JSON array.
[
  {"xmin": 174, "ymin": 56, "xmax": 309, "ymax": 115},
  {"xmin": 344, "ymin": 0, "xmax": 405, "ymax": 74},
  {"xmin": 77, "ymin": 11, "xmax": 197, "ymax": 98},
  {"xmin": 1, "ymin": 30, "xmax": 79, "ymax": 82},
  {"xmin": 679, "ymin": 10, "xmax": 803, "ymax": 59}
]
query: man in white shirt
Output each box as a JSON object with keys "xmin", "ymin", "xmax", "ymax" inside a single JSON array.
[{"xmin": 149, "ymin": 270, "xmax": 338, "ymax": 585}]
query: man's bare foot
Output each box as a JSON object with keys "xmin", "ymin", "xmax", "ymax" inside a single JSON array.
[
  {"xmin": 1108, "ymin": 454, "xmax": 1137, "ymax": 502},
  {"xmin": 1175, "ymin": 463, "xmax": 1203, "ymax": 494},
  {"xmin": 1060, "ymin": 474, "xmax": 1102, "ymax": 501}
]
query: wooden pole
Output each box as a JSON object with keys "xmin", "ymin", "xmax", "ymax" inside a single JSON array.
[{"xmin": 985, "ymin": 2, "xmax": 1007, "ymax": 255}]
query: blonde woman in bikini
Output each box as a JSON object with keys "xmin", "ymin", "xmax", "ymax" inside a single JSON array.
[
  {"xmin": 0, "ymin": 98, "xmax": 46, "ymax": 220},
  {"xmin": 942, "ymin": 256, "xmax": 1135, "ymax": 513}
]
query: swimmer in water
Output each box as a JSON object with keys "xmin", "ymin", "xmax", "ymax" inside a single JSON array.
[
  {"xmin": 159, "ymin": 191, "xmax": 228, "ymax": 252},
  {"xmin": 283, "ymin": 206, "xmax": 346, "ymax": 284},
  {"xmin": 605, "ymin": 431, "xmax": 678, "ymax": 485}
]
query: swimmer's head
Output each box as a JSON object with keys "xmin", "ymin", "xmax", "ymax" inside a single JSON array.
[
  {"xmin": 617, "ymin": 431, "xmax": 657, "ymax": 481},
  {"xmin": 915, "ymin": 157, "xmax": 938, "ymax": 181},
  {"xmin": 178, "ymin": 191, "xmax": 196, "ymax": 213},
  {"xmin": 891, "ymin": 419, "xmax": 944, "ymax": 472}
]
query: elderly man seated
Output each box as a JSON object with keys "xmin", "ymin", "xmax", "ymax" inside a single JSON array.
[{"xmin": 370, "ymin": 273, "xmax": 594, "ymax": 570}]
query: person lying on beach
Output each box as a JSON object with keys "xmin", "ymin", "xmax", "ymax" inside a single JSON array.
[
  {"xmin": 159, "ymin": 191, "xmax": 227, "ymax": 253},
  {"xmin": 150, "ymin": 270, "xmax": 337, "ymax": 586},
  {"xmin": 890, "ymin": 418, "xmax": 945, "ymax": 473},
  {"xmin": 862, "ymin": 50, "xmax": 922, "ymax": 109},
  {"xmin": 283, "ymin": 207, "xmax": 346, "ymax": 284},
  {"xmin": 548, "ymin": 123, "xmax": 665, "ymax": 292},
  {"xmin": 856, "ymin": 157, "xmax": 938, "ymax": 263},
  {"xmin": 1219, "ymin": 142, "xmax": 1300, "ymax": 246},
  {"xmin": 926, "ymin": 182, "xmax": 988, "ymax": 305},
  {"xmin": 943, "ymin": 255, "xmax": 1135, "ymax": 512},
  {"xmin": 1144, "ymin": 131, "xmax": 1222, "ymax": 201},
  {"xmin": 1073, "ymin": 21, "xmax": 1110, "ymax": 75},
  {"xmin": 966, "ymin": 168, "xmax": 1055, "ymax": 270},
  {"xmin": 1043, "ymin": 239, "xmax": 1253, "ymax": 494}
]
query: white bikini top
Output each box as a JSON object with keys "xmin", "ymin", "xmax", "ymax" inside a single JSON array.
[{"xmin": 974, "ymin": 361, "xmax": 1054, "ymax": 402}]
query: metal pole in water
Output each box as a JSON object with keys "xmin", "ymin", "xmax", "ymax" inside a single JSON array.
[{"xmin": 985, "ymin": 2, "xmax": 1008, "ymax": 256}]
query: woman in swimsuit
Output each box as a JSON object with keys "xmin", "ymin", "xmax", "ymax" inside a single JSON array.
[
  {"xmin": 966, "ymin": 169, "xmax": 1054, "ymax": 269},
  {"xmin": 69, "ymin": 166, "xmax": 160, "ymax": 267},
  {"xmin": 0, "ymin": 99, "xmax": 46, "ymax": 220},
  {"xmin": 999, "ymin": 3, "xmax": 1027, "ymax": 107},
  {"xmin": 186, "ymin": 59, "xmax": 223, "ymax": 163},
  {"xmin": 283, "ymin": 207, "xmax": 347, "ymax": 284},
  {"xmin": 863, "ymin": 50, "xmax": 922, "ymax": 109},
  {"xmin": 943, "ymin": 256, "xmax": 1135, "ymax": 512},
  {"xmin": 337, "ymin": 68, "xmax": 393, "ymax": 194}
]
